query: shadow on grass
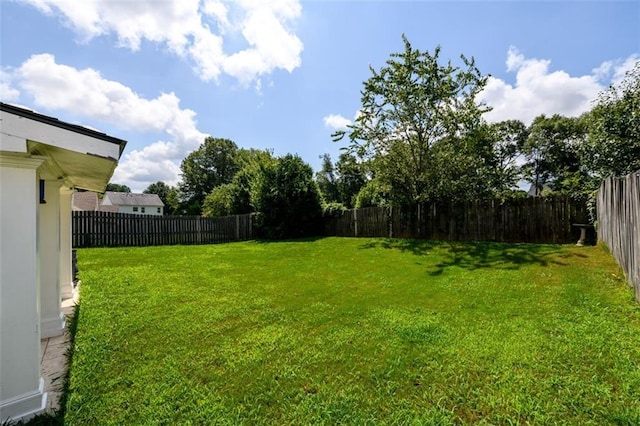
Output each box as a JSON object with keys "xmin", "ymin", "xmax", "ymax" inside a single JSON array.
[{"xmin": 359, "ymin": 238, "xmax": 586, "ymax": 275}]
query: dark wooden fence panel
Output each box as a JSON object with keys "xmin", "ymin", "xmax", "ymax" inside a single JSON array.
[
  {"xmin": 597, "ymin": 171, "xmax": 640, "ymax": 302},
  {"xmin": 75, "ymin": 197, "xmax": 589, "ymax": 248},
  {"xmin": 72, "ymin": 212, "xmax": 254, "ymax": 248},
  {"xmin": 325, "ymin": 196, "xmax": 587, "ymax": 244}
]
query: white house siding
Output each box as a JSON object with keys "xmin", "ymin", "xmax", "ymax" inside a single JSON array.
[
  {"xmin": 117, "ymin": 205, "xmax": 163, "ymax": 216},
  {"xmin": 1, "ymin": 102, "xmax": 126, "ymax": 423},
  {"xmin": 39, "ymin": 180, "xmax": 66, "ymax": 339},
  {"xmin": 0, "ymin": 157, "xmax": 48, "ymax": 421},
  {"xmin": 59, "ymin": 188, "xmax": 74, "ymax": 290},
  {"xmin": 101, "ymin": 193, "xmax": 164, "ymax": 216}
]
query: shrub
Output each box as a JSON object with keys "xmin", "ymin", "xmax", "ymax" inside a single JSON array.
[
  {"xmin": 355, "ymin": 180, "xmax": 389, "ymax": 208},
  {"xmin": 202, "ymin": 183, "xmax": 234, "ymax": 217},
  {"xmin": 323, "ymin": 202, "xmax": 347, "ymax": 218}
]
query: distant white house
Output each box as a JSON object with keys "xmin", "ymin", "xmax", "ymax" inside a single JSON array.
[{"xmin": 101, "ymin": 192, "xmax": 164, "ymax": 215}]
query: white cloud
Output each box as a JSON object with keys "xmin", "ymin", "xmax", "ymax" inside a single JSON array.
[
  {"xmin": 0, "ymin": 68, "xmax": 20, "ymax": 101},
  {"xmin": 10, "ymin": 54, "xmax": 207, "ymax": 191},
  {"xmin": 110, "ymin": 143, "xmax": 184, "ymax": 189},
  {"xmin": 22, "ymin": 0, "xmax": 303, "ymax": 84},
  {"xmin": 594, "ymin": 54, "xmax": 640, "ymax": 87},
  {"xmin": 222, "ymin": 1, "xmax": 303, "ymax": 85},
  {"xmin": 323, "ymin": 114, "xmax": 352, "ymax": 130},
  {"xmin": 478, "ymin": 46, "xmax": 609, "ymax": 125}
]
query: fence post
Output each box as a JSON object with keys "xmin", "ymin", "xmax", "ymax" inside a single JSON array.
[
  {"xmin": 416, "ymin": 203, "xmax": 422, "ymax": 238},
  {"xmin": 236, "ymin": 214, "xmax": 240, "ymax": 241},
  {"xmin": 354, "ymin": 209, "xmax": 358, "ymax": 237}
]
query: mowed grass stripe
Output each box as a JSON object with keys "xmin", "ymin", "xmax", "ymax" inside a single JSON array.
[{"xmin": 66, "ymin": 238, "xmax": 640, "ymax": 425}]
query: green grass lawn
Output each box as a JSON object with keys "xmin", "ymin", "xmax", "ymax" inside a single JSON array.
[{"xmin": 66, "ymin": 238, "xmax": 640, "ymax": 425}]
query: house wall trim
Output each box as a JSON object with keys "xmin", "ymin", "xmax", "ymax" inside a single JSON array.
[
  {"xmin": 0, "ymin": 378, "xmax": 47, "ymax": 423},
  {"xmin": 0, "ymin": 155, "xmax": 46, "ymax": 170}
]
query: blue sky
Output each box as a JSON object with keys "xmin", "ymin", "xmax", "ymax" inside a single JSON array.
[{"xmin": 1, "ymin": 0, "xmax": 638, "ymax": 192}]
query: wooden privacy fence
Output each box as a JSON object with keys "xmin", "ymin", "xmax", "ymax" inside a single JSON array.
[
  {"xmin": 72, "ymin": 211, "xmax": 253, "ymax": 248},
  {"xmin": 597, "ymin": 171, "xmax": 640, "ymax": 302},
  {"xmin": 325, "ymin": 196, "xmax": 588, "ymax": 244}
]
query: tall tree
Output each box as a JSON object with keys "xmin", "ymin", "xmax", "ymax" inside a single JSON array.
[
  {"xmin": 585, "ymin": 61, "xmax": 640, "ymax": 178},
  {"xmin": 253, "ymin": 154, "xmax": 323, "ymax": 238},
  {"xmin": 334, "ymin": 35, "xmax": 490, "ymax": 205},
  {"xmin": 143, "ymin": 181, "xmax": 175, "ymax": 215},
  {"xmin": 178, "ymin": 137, "xmax": 240, "ymax": 214},
  {"xmin": 486, "ymin": 120, "xmax": 528, "ymax": 195},
  {"xmin": 105, "ymin": 183, "xmax": 131, "ymax": 193},
  {"xmin": 335, "ymin": 153, "xmax": 367, "ymax": 208},
  {"xmin": 315, "ymin": 153, "xmax": 339, "ymax": 204},
  {"xmin": 521, "ymin": 114, "xmax": 587, "ymax": 195},
  {"xmin": 164, "ymin": 186, "xmax": 181, "ymax": 216},
  {"xmin": 201, "ymin": 149, "xmax": 275, "ymax": 217}
]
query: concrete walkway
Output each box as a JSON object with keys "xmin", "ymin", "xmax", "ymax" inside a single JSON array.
[{"xmin": 40, "ymin": 283, "xmax": 78, "ymax": 413}]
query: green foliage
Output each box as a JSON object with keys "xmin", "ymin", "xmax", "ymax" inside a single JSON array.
[
  {"xmin": 521, "ymin": 114, "xmax": 590, "ymax": 195},
  {"xmin": 497, "ymin": 188, "xmax": 528, "ymax": 201},
  {"xmin": 335, "ymin": 153, "xmax": 367, "ymax": 208},
  {"xmin": 165, "ymin": 186, "xmax": 180, "ymax": 216},
  {"xmin": 68, "ymin": 240, "xmax": 640, "ymax": 424},
  {"xmin": 322, "ymin": 202, "xmax": 347, "ymax": 218},
  {"xmin": 174, "ymin": 198, "xmax": 202, "ymax": 216},
  {"xmin": 486, "ymin": 120, "xmax": 528, "ymax": 193},
  {"xmin": 316, "ymin": 153, "xmax": 367, "ymax": 208},
  {"xmin": 202, "ymin": 183, "xmax": 234, "ymax": 217},
  {"xmin": 425, "ymin": 130, "xmax": 496, "ymax": 200},
  {"xmin": 143, "ymin": 181, "xmax": 175, "ymax": 215},
  {"xmin": 355, "ymin": 179, "xmax": 389, "ymax": 208},
  {"xmin": 231, "ymin": 149, "xmax": 276, "ymax": 215},
  {"xmin": 105, "ymin": 183, "xmax": 131, "ymax": 193},
  {"xmin": 201, "ymin": 149, "xmax": 275, "ymax": 218},
  {"xmin": 315, "ymin": 153, "xmax": 339, "ymax": 204},
  {"xmin": 585, "ymin": 61, "xmax": 640, "ymax": 178},
  {"xmin": 335, "ymin": 35, "xmax": 490, "ymax": 205},
  {"xmin": 226, "ymin": 168, "xmax": 255, "ymax": 215},
  {"xmin": 252, "ymin": 154, "xmax": 323, "ymax": 238},
  {"xmin": 178, "ymin": 137, "xmax": 240, "ymax": 214}
]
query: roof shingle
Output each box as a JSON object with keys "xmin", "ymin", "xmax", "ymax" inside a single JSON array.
[
  {"xmin": 103, "ymin": 192, "xmax": 164, "ymax": 207},
  {"xmin": 72, "ymin": 192, "xmax": 99, "ymax": 211}
]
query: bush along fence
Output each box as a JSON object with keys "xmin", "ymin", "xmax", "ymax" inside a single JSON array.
[
  {"xmin": 325, "ymin": 196, "xmax": 588, "ymax": 244},
  {"xmin": 597, "ymin": 170, "xmax": 640, "ymax": 302},
  {"xmin": 72, "ymin": 211, "xmax": 253, "ymax": 248}
]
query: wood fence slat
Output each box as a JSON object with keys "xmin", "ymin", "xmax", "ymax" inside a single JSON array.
[
  {"xmin": 72, "ymin": 212, "xmax": 255, "ymax": 248},
  {"xmin": 324, "ymin": 196, "xmax": 587, "ymax": 245},
  {"xmin": 598, "ymin": 170, "xmax": 640, "ymax": 302}
]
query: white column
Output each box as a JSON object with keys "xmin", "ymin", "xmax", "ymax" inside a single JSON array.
[
  {"xmin": 0, "ymin": 155, "xmax": 48, "ymax": 422},
  {"xmin": 59, "ymin": 187, "xmax": 74, "ymax": 294},
  {"xmin": 39, "ymin": 180, "xmax": 65, "ymax": 338}
]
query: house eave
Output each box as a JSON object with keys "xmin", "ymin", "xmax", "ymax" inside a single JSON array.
[
  {"xmin": 1, "ymin": 102, "xmax": 127, "ymax": 192},
  {"xmin": 0, "ymin": 102, "xmax": 127, "ymax": 156}
]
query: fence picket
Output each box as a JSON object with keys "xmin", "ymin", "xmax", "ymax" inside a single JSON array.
[
  {"xmin": 74, "ymin": 196, "xmax": 593, "ymax": 252},
  {"xmin": 72, "ymin": 212, "xmax": 255, "ymax": 248},
  {"xmin": 597, "ymin": 171, "xmax": 640, "ymax": 302},
  {"xmin": 325, "ymin": 196, "xmax": 587, "ymax": 245}
]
